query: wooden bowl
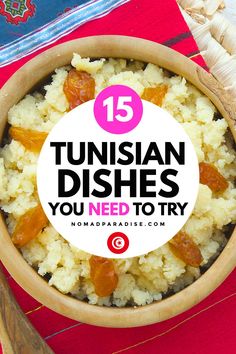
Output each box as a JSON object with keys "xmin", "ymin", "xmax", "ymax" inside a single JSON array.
[{"xmin": 0, "ymin": 36, "xmax": 235, "ymax": 328}]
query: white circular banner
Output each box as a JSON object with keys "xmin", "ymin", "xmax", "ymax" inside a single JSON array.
[{"xmin": 37, "ymin": 85, "xmax": 199, "ymax": 258}]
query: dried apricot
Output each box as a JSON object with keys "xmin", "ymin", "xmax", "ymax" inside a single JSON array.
[
  {"xmin": 12, "ymin": 205, "xmax": 48, "ymax": 247},
  {"xmin": 169, "ymin": 231, "xmax": 203, "ymax": 267},
  {"xmin": 63, "ymin": 69, "xmax": 95, "ymax": 110},
  {"xmin": 199, "ymin": 162, "xmax": 228, "ymax": 193},
  {"xmin": 141, "ymin": 85, "xmax": 168, "ymax": 106},
  {"xmin": 89, "ymin": 256, "xmax": 118, "ymax": 297},
  {"xmin": 9, "ymin": 127, "xmax": 48, "ymax": 153}
]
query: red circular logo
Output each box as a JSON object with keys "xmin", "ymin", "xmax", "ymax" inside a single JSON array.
[{"xmin": 107, "ymin": 232, "xmax": 129, "ymax": 254}]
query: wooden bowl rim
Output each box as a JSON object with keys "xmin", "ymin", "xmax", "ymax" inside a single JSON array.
[{"xmin": 0, "ymin": 35, "xmax": 235, "ymax": 328}]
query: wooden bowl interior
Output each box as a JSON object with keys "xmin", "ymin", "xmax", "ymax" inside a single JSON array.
[{"xmin": 0, "ymin": 36, "xmax": 235, "ymax": 327}]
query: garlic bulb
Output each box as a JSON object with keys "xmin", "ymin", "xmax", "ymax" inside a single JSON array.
[
  {"xmin": 204, "ymin": 0, "xmax": 225, "ymax": 16},
  {"xmin": 178, "ymin": 0, "xmax": 236, "ymax": 100}
]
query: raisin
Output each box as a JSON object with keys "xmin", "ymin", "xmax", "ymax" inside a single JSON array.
[
  {"xmin": 141, "ymin": 85, "xmax": 168, "ymax": 106},
  {"xmin": 89, "ymin": 256, "xmax": 118, "ymax": 297},
  {"xmin": 63, "ymin": 69, "xmax": 95, "ymax": 110},
  {"xmin": 169, "ymin": 231, "xmax": 203, "ymax": 267},
  {"xmin": 199, "ymin": 162, "xmax": 228, "ymax": 193},
  {"xmin": 9, "ymin": 127, "xmax": 48, "ymax": 153},
  {"xmin": 12, "ymin": 205, "xmax": 48, "ymax": 247}
]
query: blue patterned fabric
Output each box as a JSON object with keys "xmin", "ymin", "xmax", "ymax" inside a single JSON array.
[{"xmin": 0, "ymin": 0, "xmax": 128, "ymax": 67}]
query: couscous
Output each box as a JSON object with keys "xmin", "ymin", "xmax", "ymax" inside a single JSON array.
[{"xmin": 0, "ymin": 54, "xmax": 235, "ymax": 306}]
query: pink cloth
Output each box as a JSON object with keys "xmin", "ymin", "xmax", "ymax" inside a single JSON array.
[{"xmin": 1, "ymin": 1, "xmax": 235, "ymax": 353}]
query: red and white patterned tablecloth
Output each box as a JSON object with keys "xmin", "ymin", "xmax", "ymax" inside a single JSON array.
[{"xmin": 0, "ymin": 1, "xmax": 235, "ymax": 353}]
